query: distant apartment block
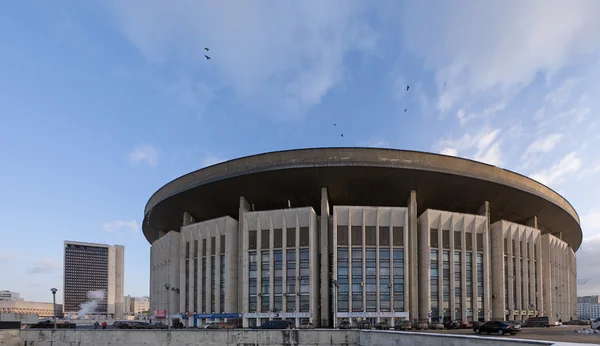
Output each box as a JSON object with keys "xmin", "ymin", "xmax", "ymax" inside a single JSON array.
[
  {"xmin": 577, "ymin": 295, "xmax": 600, "ymax": 304},
  {"xmin": 0, "ymin": 290, "xmax": 24, "ymax": 301},
  {"xmin": 63, "ymin": 241, "xmax": 124, "ymax": 319},
  {"xmin": 124, "ymin": 295, "xmax": 150, "ymax": 315}
]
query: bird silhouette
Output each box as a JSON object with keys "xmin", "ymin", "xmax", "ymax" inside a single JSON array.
[
  {"xmin": 404, "ymin": 109, "xmax": 407, "ymax": 112},
  {"xmin": 341, "ymin": 134, "xmax": 344, "ymax": 137},
  {"xmin": 204, "ymin": 47, "xmax": 209, "ymax": 51},
  {"xmin": 205, "ymin": 55, "xmax": 211, "ymax": 60},
  {"xmin": 334, "ymin": 123, "xmax": 336, "ymax": 126},
  {"xmin": 406, "ymin": 85, "xmax": 410, "ymax": 91}
]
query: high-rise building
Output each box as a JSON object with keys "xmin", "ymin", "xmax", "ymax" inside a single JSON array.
[{"xmin": 63, "ymin": 241, "xmax": 125, "ymax": 319}]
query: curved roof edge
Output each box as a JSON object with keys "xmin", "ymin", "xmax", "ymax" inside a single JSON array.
[{"xmin": 144, "ymin": 147, "xmax": 580, "ymax": 227}]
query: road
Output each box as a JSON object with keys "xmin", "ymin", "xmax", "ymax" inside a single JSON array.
[{"xmin": 419, "ymin": 325, "xmax": 600, "ymax": 344}]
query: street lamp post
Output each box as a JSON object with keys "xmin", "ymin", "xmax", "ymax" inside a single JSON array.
[
  {"xmin": 164, "ymin": 283, "xmax": 170, "ymax": 329},
  {"xmin": 50, "ymin": 288, "xmax": 58, "ymax": 330},
  {"xmin": 333, "ymin": 280, "xmax": 339, "ymax": 329}
]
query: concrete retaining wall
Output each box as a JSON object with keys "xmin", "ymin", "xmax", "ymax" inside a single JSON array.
[
  {"xmin": 20, "ymin": 329, "xmax": 558, "ymax": 346},
  {"xmin": 0, "ymin": 330, "xmax": 20, "ymax": 346}
]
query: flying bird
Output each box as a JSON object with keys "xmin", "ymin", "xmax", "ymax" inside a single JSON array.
[
  {"xmin": 341, "ymin": 134, "xmax": 344, "ymax": 137},
  {"xmin": 404, "ymin": 109, "xmax": 407, "ymax": 112},
  {"xmin": 205, "ymin": 55, "xmax": 211, "ymax": 60},
  {"xmin": 334, "ymin": 123, "xmax": 336, "ymax": 126},
  {"xmin": 406, "ymin": 85, "xmax": 410, "ymax": 91},
  {"xmin": 204, "ymin": 47, "xmax": 209, "ymax": 51}
]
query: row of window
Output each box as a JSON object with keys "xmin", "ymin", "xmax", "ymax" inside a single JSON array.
[
  {"xmin": 429, "ymin": 228, "xmax": 484, "ymax": 251},
  {"xmin": 185, "ymin": 236, "xmax": 226, "ymax": 258},
  {"xmin": 336, "ymin": 225, "xmax": 403, "ymax": 247},
  {"xmin": 248, "ymin": 227, "xmax": 310, "ymax": 249}
]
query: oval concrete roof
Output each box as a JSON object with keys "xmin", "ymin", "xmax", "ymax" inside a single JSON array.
[{"xmin": 143, "ymin": 147, "xmax": 582, "ymax": 250}]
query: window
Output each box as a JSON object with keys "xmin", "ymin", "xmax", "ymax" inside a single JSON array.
[
  {"xmin": 261, "ymin": 229, "xmax": 270, "ymax": 249},
  {"xmin": 351, "ymin": 226, "xmax": 362, "ymax": 246},
  {"xmin": 220, "ymin": 235, "xmax": 225, "ymax": 254},
  {"xmin": 211, "ymin": 237, "xmax": 216, "ymax": 255},
  {"xmin": 477, "ymin": 234, "xmax": 483, "ymax": 252},
  {"xmin": 431, "ymin": 250, "xmax": 439, "ymax": 317},
  {"xmin": 287, "ymin": 250, "xmax": 296, "ymax": 294},
  {"xmin": 365, "ymin": 226, "xmax": 376, "ymax": 246},
  {"xmin": 274, "ymin": 229, "xmax": 282, "ymax": 248},
  {"xmin": 466, "ymin": 232, "xmax": 472, "ymax": 250},
  {"xmin": 248, "ymin": 251, "xmax": 257, "ymax": 313},
  {"xmin": 393, "ymin": 226, "xmax": 404, "ymax": 246},
  {"xmin": 299, "ymin": 227, "xmax": 309, "ymax": 247},
  {"xmin": 287, "ymin": 228, "xmax": 296, "ymax": 247},
  {"xmin": 220, "ymin": 254, "xmax": 225, "ymax": 312},
  {"xmin": 392, "ymin": 248, "xmax": 404, "ymax": 311},
  {"xmin": 379, "ymin": 226, "xmax": 390, "ymax": 246},
  {"xmin": 454, "ymin": 231, "xmax": 462, "ymax": 250},
  {"xmin": 299, "ymin": 249, "xmax": 309, "ymax": 293},
  {"xmin": 337, "ymin": 226, "xmax": 348, "ymax": 246},
  {"xmin": 454, "ymin": 251, "xmax": 461, "ymax": 313},
  {"xmin": 443, "ymin": 251, "xmax": 450, "ymax": 310},
  {"xmin": 430, "ymin": 228, "xmax": 439, "ymax": 248}
]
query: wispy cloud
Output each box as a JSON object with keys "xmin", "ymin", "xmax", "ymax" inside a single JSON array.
[
  {"xmin": 103, "ymin": 220, "xmax": 139, "ymax": 233},
  {"xmin": 523, "ymin": 134, "xmax": 562, "ymax": 157},
  {"xmin": 361, "ymin": 139, "xmax": 390, "ymax": 148},
  {"xmin": 128, "ymin": 145, "xmax": 159, "ymax": 167},
  {"xmin": 581, "ymin": 208, "xmax": 600, "ymax": 240},
  {"xmin": 28, "ymin": 258, "xmax": 61, "ymax": 274},
  {"xmin": 438, "ymin": 128, "xmax": 503, "ymax": 166},
  {"xmin": 576, "ymin": 237, "xmax": 600, "ymax": 295},
  {"xmin": 0, "ymin": 253, "xmax": 22, "ymax": 262},
  {"xmin": 529, "ymin": 152, "xmax": 582, "ymax": 186},
  {"xmin": 106, "ymin": 1, "xmax": 379, "ymax": 117},
  {"xmin": 400, "ymin": 1, "xmax": 600, "ymax": 113}
]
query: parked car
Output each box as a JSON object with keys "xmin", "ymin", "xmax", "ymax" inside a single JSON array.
[
  {"xmin": 260, "ymin": 320, "xmax": 291, "ymax": 329},
  {"xmin": 413, "ymin": 320, "xmax": 429, "ymax": 330},
  {"xmin": 523, "ymin": 316, "xmax": 549, "ymax": 328},
  {"xmin": 29, "ymin": 320, "xmax": 76, "ymax": 329},
  {"xmin": 469, "ymin": 321, "xmax": 484, "ymax": 328},
  {"xmin": 443, "ymin": 321, "xmax": 460, "ymax": 329},
  {"xmin": 591, "ymin": 317, "xmax": 600, "ymax": 330},
  {"xmin": 339, "ymin": 321, "xmax": 351, "ymax": 329},
  {"xmin": 299, "ymin": 322, "xmax": 314, "ymax": 329},
  {"xmin": 459, "ymin": 321, "xmax": 473, "ymax": 329},
  {"xmin": 354, "ymin": 320, "xmax": 371, "ymax": 329},
  {"xmin": 428, "ymin": 323, "xmax": 444, "ymax": 330},
  {"xmin": 394, "ymin": 320, "xmax": 412, "ymax": 331},
  {"xmin": 374, "ymin": 321, "xmax": 390, "ymax": 330},
  {"xmin": 474, "ymin": 321, "xmax": 521, "ymax": 336}
]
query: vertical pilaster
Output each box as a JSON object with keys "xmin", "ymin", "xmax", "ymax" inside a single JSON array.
[
  {"xmin": 239, "ymin": 197, "xmax": 251, "ymax": 327},
  {"xmin": 478, "ymin": 201, "xmax": 491, "ymax": 321},
  {"xmin": 407, "ymin": 190, "xmax": 418, "ymax": 323},
  {"xmin": 320, "ymin": 187, "xmax": 330, "ymax": 327}
]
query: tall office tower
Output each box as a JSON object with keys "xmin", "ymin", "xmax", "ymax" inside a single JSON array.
[{"xmin": 63, "ymin": 241, "xmax": 125, "ymax": 319}]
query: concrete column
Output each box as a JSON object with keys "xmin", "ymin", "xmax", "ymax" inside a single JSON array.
[
  {"xmin": 362, "ymin": 210, "xmax": 367, "ymax": 313},
  {"xmin": 320, "ymin": 187, "xmax": 330, "ymax": 327},
  {"xmin": 310, "ymin": 211, "xmax": 319, "ymax": 326},
  {"xmin": 536, "ymin": 237, "xmax": 543, "ymax": 317},
  {"xmin": 183, "ymin": 211, "xmax": 195, "ymax": 226},
  {"xmin": 490, "ymin": 221, "xmax": 504, "ymax": 321},
  {"xmin": 449, "ymin": 215, "xmax": 455, "ymax": 320},
  {"xmin": 216, "ymin": 236, "xmax": 222, "ymax": 314},
  {"xmin": 376, "ymin": 210, "xmax": 381, "ymax": 316},
  {"xmin": 461, "ymin": 218, "xmax": 467, "ymax": 322},
  {"xmin": 417, "ymin": 210, "xmax": 429, "ymax": 322},
  {"xmin": 269, "ymin": 216, "xmax": 274, "ymax": 314},
  {"xmin": 542, "ymin": 235, "xmax": 551, "ymax": 322},
  {"xmin": 471, "ymin": 217, "xmax": 478, "ymax": 320},
  {"xmin": 407, "ymin": 190, "xmax": 418, "ymax": 323},
  {"xmin": 478, "ymin": 201, "xmax": 491, "ymax": 321},
  {"xmin": 239, "ymin": 197, "xmax": 250, "ymax": 326},
  {"xmin": 522, "ymin": 232, "xmax": 529, "ymax": 316},
  {"xmin": 226, "ymin": 218, "xmax": 239, "ymax": 314},
  {"xmin": 515, "ymin": 231, "xmax": 522, "ymax": 313},
  {"xmin": 526, "ymin": 216, "xmax": 538, "ymax": 229}
]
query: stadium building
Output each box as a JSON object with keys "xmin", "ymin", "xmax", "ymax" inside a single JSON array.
[{"xmin": 144, "ymin": 148, "xmax": 580, "ymax": 328}]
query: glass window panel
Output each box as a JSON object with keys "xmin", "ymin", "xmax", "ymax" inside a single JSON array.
[
  {"xmin": 299, "ymin": 227, "xmax": 309, "ymax": 247},
  {"xmin": 273, "ymin": 229, "xmax": 282, "ymax": 248},
  {"xmin": 351, "ymin": 226, "xmax": 362, "ymax": 246},
  {"xmin": 430, "ymin": 228, "xmax": 439, "ymax": 248},
  {"xmin": 261, "ymin": 229, "xmax": 270, "ymax": 249},
  {"xmin": 287, "ymin": 228, "xmax": 296, "ymax": 247},
  {"xmin": 365, "ymin": 226, "xmax": 376, "ymax": 246},
  {"xmin": 337, "ymin": 226, "xmax": 348, "ymax": 246},
  {"xmin": 379, "ymin": 226, "xmax": 390, "ymax": 246},
  {"xmin": 393, "ymin": 226, "xmax": 404, "ymax": 246}
]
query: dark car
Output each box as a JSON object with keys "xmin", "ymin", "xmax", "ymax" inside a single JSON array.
[
  {"xmin": 29, "ymin": 320, "xmax": 76, "ymax": 329},
  {"xmin": 474, "ymin": 321, "xmax": 521, "ymax": 336},
  {"xmin": 523, "ymin": 316, "xmax": 549, "ymax": 328},
  {"xmin": 354, "ymin": 320, "xmax": 371, "ymax": 329},
  {"xmin": 339, "ymin": 321, "xmax": 351, "ymax": 329},
  {"xmin": 374, "ymin": 321, "xmax": 390, "ymax": 330},
  {"xmin": 260, "ymin": 320, "xmax": 291, "ymax": 329}
]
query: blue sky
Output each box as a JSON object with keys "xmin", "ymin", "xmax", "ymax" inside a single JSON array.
[{"xmin": 1, "ymin": 1, "xmax": 600, "ymax": 303}]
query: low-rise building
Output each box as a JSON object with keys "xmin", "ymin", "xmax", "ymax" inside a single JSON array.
[
  {"xmin": 578, "ymin": 296, "xmax": 600, "ymax": 304},
  {"xmin": 0, "ymin": 300, "xmax": 62, "ymax": 318},
  {"xmin": 0, "ymin": 291, "xmax": 24, "ymax": 302}
]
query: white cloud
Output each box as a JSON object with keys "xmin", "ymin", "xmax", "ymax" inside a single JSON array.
[
  {"xmin": 438, "ymin": 128, "xmax": 503, "ymax": 166},
  {"xmin": 28, "ymin": 258, "xmax": 61, "ymax": 274},
  {"xmin": 440, "ymin": 147, "xmax": 458, "ymax": 157},
  {"xmin": 102, "ymin": 220, "xmax": 139, "ymax": 233},
  {"xmin": 201, "ymin": 154, "xmax": 226, "ymax": 168},
  {"xmin": 128, "ymin": 145, "xmax": 159, "ymax": 167},
  {"xmin": 362, "ymin": 139, "xmax": 389, "ymax": 148},
  {"xmin": 581, "ymin": 209, "xmax": 600, "ymax": 239},
  {"xmin": 576, "ymin": 237, "xmax": 600, "ymax": 295},
  {"xmin": 524, "ymin": 134, "xmax": 563, "ymax": 156},
  {"xmin": 529, "ymin": 152, "xmax": 582, "ymax": 186},
  {"xmin": 400, "ymin": 0, "xmax": 600, "ymax": 113},
  {"xmin": 106, "ymin": 1, "xmax": 378, "ymax": 117}
]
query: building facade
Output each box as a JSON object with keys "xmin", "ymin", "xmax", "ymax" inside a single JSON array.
[
  {"xmin": 63, "ymin": 241, "xmax": 125, "ymax": 319},
  {"xmin": 578, "ymin": 303, "xmax": 600, "ymax": 320},
  {"xmin": 578, "ymin": 296, "xmax": 600, "ymax": 304},
  {"xmin": 143, "ymin": 148, "xmax": 582, "ymax": 327},
  {"xmin": 0, "ymin": 300, "xmax": 62, "ymax": 317},
  {"xmin": 0, "ymin": 291, "xmax": 24, "ymax": 302}
]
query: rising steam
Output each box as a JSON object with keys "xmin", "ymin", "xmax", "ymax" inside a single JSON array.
[{"xmin": 77, "ymin": 290, "xmax": 105, "ymax": 318}]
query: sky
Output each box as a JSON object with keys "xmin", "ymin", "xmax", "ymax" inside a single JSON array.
[{"xmin": 1, "ymin": 0, "xmax": 600, "ymax": 304}]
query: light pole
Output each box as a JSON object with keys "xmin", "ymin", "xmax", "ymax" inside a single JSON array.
[
  {"xmin": 164, "ymin": 283, "xmax": 170, "ymax": 329},
  {"xmin": 50, "ymin": 288, "xmax": 58, "ymax": 329}
]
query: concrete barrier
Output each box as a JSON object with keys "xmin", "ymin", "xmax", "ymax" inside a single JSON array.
[
  {"xmin": 0, "ymin": 330, "xmax": 20, "ymax": 346},
  {"xmin": 19, "ymin": 329, "xmax": 566, "ymax": 346}
]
